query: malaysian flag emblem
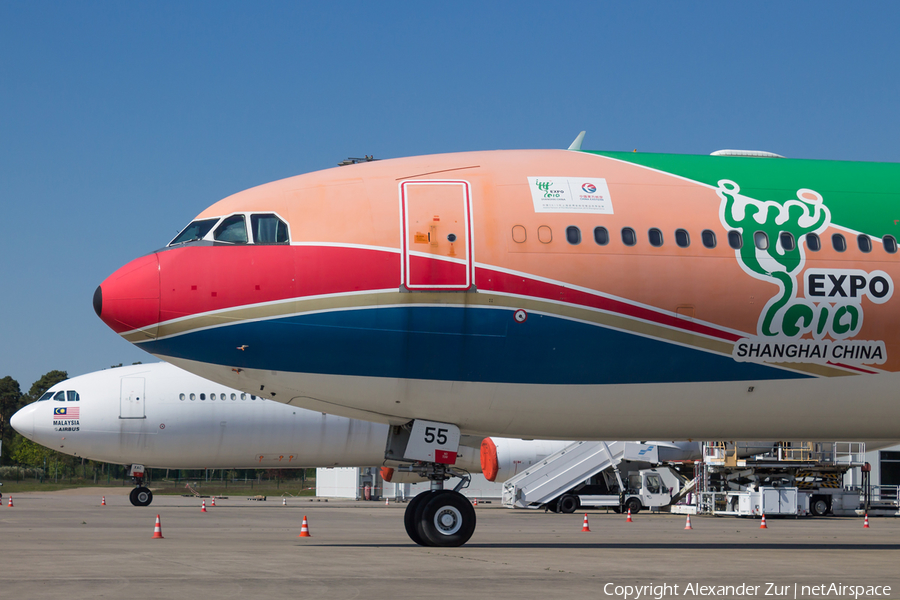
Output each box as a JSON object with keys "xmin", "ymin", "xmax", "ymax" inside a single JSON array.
[{"xmin": 54, "ymin": 407, "xmax": 79, "ymax": 418}]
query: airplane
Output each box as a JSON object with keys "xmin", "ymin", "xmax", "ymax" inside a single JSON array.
[
  {"xmin": 94, "ymin": 141, "xmax": 900, "ymax": 545},
  {"xmin": 9, "ymin": 362, "xmax": 566, "ymax": 506}
]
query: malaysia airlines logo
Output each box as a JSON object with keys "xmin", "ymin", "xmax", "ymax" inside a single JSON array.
[
  {"xmin": 53, "ymin": 407, "xmax": 79, "ymax": 418},
  {"xmin": 53, "ymin": 406, "xmax": 80, "ymax": 431}
]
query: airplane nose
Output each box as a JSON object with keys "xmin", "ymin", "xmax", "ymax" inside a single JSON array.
[
  {"xmin": 10, "ymin": 405, "xmax": 34, "ymax": 440},
  {"xmin": 95, "ymin": 253, "xmax": 161, "ymax": 339}
]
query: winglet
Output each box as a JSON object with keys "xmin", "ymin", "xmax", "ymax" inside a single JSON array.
[{"xmin": 567, "ymin": 131, "xmax": 586, "ymax": 151}]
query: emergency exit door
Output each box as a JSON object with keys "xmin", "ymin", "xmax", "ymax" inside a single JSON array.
[
  {"xmin": 400, "ymin": 180, "xmax": 473, "ymax": 290},
  {"xmin": 120, "ymin": 377, "xmax": 146, "ymax": 419}
]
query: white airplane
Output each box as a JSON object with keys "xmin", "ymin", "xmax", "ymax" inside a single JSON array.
[{"xmin": 10, "ymin": 362, "xmax": 568, "ymax": 506}]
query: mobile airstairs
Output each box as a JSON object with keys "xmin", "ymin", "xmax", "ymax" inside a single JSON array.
[{"xmin": 501, "ymin": 441, "xmax": 673, "ymax": 510}]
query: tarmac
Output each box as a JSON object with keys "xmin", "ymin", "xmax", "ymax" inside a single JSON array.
[{"xmin": 1, "ymin": 490, "xmax": 899, "ymax": 599}]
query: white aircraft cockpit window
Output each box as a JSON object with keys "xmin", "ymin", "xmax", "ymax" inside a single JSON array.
[
  {"xmin": 858, "ymin": 234, "xmax": 873, "ymax": 253},
  {"xmin": 169, "ymin": 218, "xmax": 220, "ymax": 246},
  {"xmin": 648, "ymin": 228, "xmax": 663, "ymax": 247},
  {"xmin": 38, "ymin": 392, "xmax": 54, "ymax": 402},
  {"xmin": 727, "ymin": 230, "xmax": 742, "ymax": 249},
  {"xmin": 806, "ymin": 233, "xmax": 821, "ymax": 251},
  {"xmin": 179, "ymin": 393, "xmax": 185, "ymax": 401},
  {"xmin": 701, "ymin": 230, "xmax": 716, "ymax": 248},
  {"xmin": 884, "ymin": 235, "xmax": 898, "ymax": 254},
  {"xmin": 675, "ymin": 229, "xmax": 690, "ymax": 248},
  {"xmin": 53, "ymin": 391, "xmax": 66, "ymax": 402},
  {"xmin": 214, "ymin": 215, "xmax": 249, "ymax": 244},
  {"xmin": 251, "ymin": 214, "xmax": 290, "ymax": 244},
  {"xmin": 66, "ymin": 391, "xmax": 79, "ymax": 402},
  {"xmin": 754, "ymin": 231, "xmax": 768, "ymax": 250}
]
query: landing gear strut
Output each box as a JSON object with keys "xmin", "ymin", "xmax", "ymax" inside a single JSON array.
[
  {"xmin": 401, "ymin": 463, "xmax": 476, "ymax": 547},
  {"xmin": 128, "ymin": 464, "xmax": 153, "ymax": 507}
]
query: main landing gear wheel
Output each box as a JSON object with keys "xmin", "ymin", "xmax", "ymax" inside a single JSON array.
[
  {"xmin": 129, "ymin": 486, "xmax": 153, "ymax": 507},
  {"xmin": 413, "ymin": 490, "xmax": 476, "ymax": 547},
  {"xmin": 404, "ymin": 490, "xmax": 436, "ymax": 546}
]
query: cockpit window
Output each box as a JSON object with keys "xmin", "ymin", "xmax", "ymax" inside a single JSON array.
[
  {"xmin": 214, "ymin": 215, "xmax": 248, "ymax": 244},
  {"xmin": 53, "ymin": 391, "xmax": 66, "ymax": 402},
  {"xmin": 66, "ymin": 391, "xmax": 80, "ymax": 402},
  {"xmin": 251, "ymin": 214, "xmax": 289, "ymax": 244},
  {"xmin": 169, "ymin": 218, "xmax": 219, "ymax": 246},
  {"xmin": 38, "ymin": 392, "xmax": 54, "ymax": 402}
]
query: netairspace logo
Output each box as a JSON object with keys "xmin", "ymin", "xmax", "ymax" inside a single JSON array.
[{"xmin": 602, "ymin": 581, "xmax": 892, "ymax": 599}]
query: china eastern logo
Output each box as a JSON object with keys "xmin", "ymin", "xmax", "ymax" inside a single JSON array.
[
  {"xmin": 582, "ymin": 183, "xmax": 597, "ymax": 194},
  {"xmin": 717, "ymin": 180, "xmax": 892, "ymax": 367}
]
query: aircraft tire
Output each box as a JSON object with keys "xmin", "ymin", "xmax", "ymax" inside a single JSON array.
[
  {"xmin": 417, "ymin": 490, "xmax": 476, "ymax": 547},
  {"xmin": 130, "ymin": 486, "xmax": 153, "ymax": 507},
  {"xmin": 404, "ymin": 491, "xmax": 435, "ymax": 546}
]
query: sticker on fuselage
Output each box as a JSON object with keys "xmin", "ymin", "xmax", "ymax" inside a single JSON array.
[
  {"xmin": 718, "ymin": 180, "xmax": 892, "ymax": 367},
  {"xmin": 527, "ymin": 177, "xmax": 613, "ymax": 214},
  {"xmin": 53, "ymin": 406, "xmax": 80, "ymax": 431}
]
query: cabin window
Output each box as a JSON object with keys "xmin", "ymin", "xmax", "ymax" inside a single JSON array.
[
  {"xmin": 675, "ymin": 229, "xmax": 690, "ymax": 248},
  {"xmin": 538, "ymin": 226, "xmax": 552, "ymax": 243},
  {"xmin": 884, "ymin": 235, "xmax": 898, "ymax": 254},
  {"xmin": 169, "ymin": 218, "xmax": 219, "ymax": 246},
  {"xmin": 230, "ymin": 393, "xmax": 237, "ymax": 400},
  {"xmin": 779, "ymin": 232, "xmax": 795, "ymax": 251},
  {"xmin": 251, "ymin": 395, "xmax": 257, "ymax": 400},
  {"xmin": 566, "ymin": 226, "xmax": 581, "ymax": 245},
  {"xmin": 214, "ymin": 215, "xmax": 249, "ymax": 244},
  {"xmin": 190, "ymin": 393, "xmax": 196, "ymax": 401},
  {"xmin": 240, "ymin": 393, "xmax": 247, "ymax": 400},
  {"xmin": 594, "ymin": 226, "xmax": 609, "ymax": 246},
  {"xmin": 200, "ymin": 393, "xmax": 206, "ymax": 401},
  {"xmin": 621, "ymin": 227, "xmax": 637, "ymax": 246},
  {"xmin": 806, "ymin": 233, "xmax": 821, "ymax": 251},
  {"xmin": 210, "ymin": 393, "xmax": 217, "ymax": 401},
  {"xmin": 832, "ymin": 233, "xmax": 847, "ymax": 252},
  {"xmin": 512, "ymin": 225, "xmax": 526, "ymax": 243},
  {"xmin": 727, "ymin": 230, "xmax": 742, "ymax": 249},
  {"xmin": 858, "ymin": 234, "xmax": 872, "ymax": 253},
  {"xmin": 754, "ymin": 231, "xmax": 769, "ymax": 250},
  {"xmin": 179, "ymin": 393, "xmax": 185, "ymax": 401},
  {"xmin": 701, "ymin": 230, "xmax": 716, "ymax": 249},
  {"xmin": 251, "ymin": 214, "xmax": 290, "ymax": 244},
  {"xmin": 648, "ymin": 228, "xmax": 663, "ymax": 247}
]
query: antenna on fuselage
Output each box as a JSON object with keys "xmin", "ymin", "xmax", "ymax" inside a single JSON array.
[
  {"xmin": 567, "ymin": 131, "xmax": 586, "ymax": 151},
  {"xmin": 337, "ymin": 155, "xmax": 378, "ymax": 166}
]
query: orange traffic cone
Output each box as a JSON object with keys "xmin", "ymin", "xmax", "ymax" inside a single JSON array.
[
  {"xmin": 684, "ymin": 515, "xmax": 693, "ymax": 530},
  {"xmin": 152, "ymin": 514, "xmax": 164, "ymax": 539},
  {"xmin": 211, "ymin": 497, "xmax": 216, "ymax": 507},
  {"xmin": 473, "ymin": 498, "xmax": 478, "ymax": 507},
  {"xmin": 7, "ymin": 496, "xmax": 13, "ymax": 507},
  {"xmin": 385, "ymin": 497, "xmax": 389, "ymax": 506},
  {"xmin": 864, "ymin": 514, "xmax": 870, "ymax": 528},
  {"xmin": 201, "ymin": 500, "xmax": 207, "ymax": 513},
  {"xmin": 760, "ymin": 514, "xmax": 768, "ymax": 529},
  {"xmin": 582, "ymin": 514, "xmax": 591, "ymax": 532},
  {"xmin": 298, "ymin": 515, "xmax": 311, "ymax": 537},
  {"xmin": 101, "ymin": 496, "xmax": 106, "ymax": 506},
  {"xmin": 626, "ymin": 508, "xmax": 633, "ymax": 522}
]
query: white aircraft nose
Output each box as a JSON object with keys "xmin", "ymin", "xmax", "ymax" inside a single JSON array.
[{"xmin": 10, "ymin": 405, "xmax": 35, "ymax": 440}]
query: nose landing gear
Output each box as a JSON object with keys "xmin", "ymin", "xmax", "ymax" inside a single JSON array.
[
  {"xmin": 400, "ymin": 463, "xmax": 476, "ymax": 547},
  {"xmin": 128, "ymin": 464, "xmax": 153, "ymax": 507}
]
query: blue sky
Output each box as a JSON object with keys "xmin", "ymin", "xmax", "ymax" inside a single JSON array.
[{"xmin": 2, "ymin": 2, "xmax": 899, "ymax": 389}]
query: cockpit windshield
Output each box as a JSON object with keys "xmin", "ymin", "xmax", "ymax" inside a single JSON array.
[{"xmin": 169, "ymin": 218, "xmax": 219, "ymax": 246}]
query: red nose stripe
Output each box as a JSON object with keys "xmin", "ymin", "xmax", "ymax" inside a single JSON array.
[{"xmin": 97, "ymin": 253, "xmax": 160, "ymax": 335}]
